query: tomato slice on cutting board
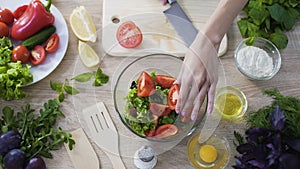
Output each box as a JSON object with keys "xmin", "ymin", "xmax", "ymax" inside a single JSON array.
[
  {"xmin": 168, "ymin": 84, "xmax": 180, "ymax": 110},
  {"xmin": 150, "ymin": 103, "xmax": 171, "ymax": 116},
  {"xmin": 155, "ymin": 75, "xmax": 176, "ymax": 88},
  {"xmin": 137, "ymin": 71, "xmax": 155, "ymax": 97},
  {"xmin": 155, "ymin": 124, "xmax": 178, "ymax": 139},
  {"xmin": 116, "ymin": 21, "xmax": 143, "ymax": 48}
]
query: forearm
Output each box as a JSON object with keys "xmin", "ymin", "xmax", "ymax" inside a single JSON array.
[{"xmin": 202, "ymin": 0, "xmax": 248, "ymax": 49}]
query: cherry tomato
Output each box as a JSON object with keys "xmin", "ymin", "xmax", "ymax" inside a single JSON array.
[
  {"xmin": 168, "ymin": 84, "xmax": 180, "ymax": 110},
  {"xmin": 116, "ymin": 21, "xmax": 143, "ymax": 48},
  {"xmin": 137, "ymin": 71, "xmax": 155, "ymax": 97},
  {"xmin": 0, "ymin": 9, "xmax": 14, "ymax": 25},
  {"xmin": 30, "ymin": 45, "xmax": 46, "ymax": 65},
  {"xmin": 45, "ymin": 33, "xmax": 60, "ymax": 53},
  {"xmin": 12, "ymin": 45, "xmax": 30, "ymax": 63},
  {"xmin": 150, "ymin": 103, "xmax": 171, "ymax": 116},
  {"xmin": 0, "ymin": 22, "xmax": 9, "ymax": 37},
  {"xmin": 155, "ymin": 124, "xmax": 178, "ymax": 139},
  {"xmin": 13, "ymin": 5, "xmax": 28, "ymax": 20},
  {"xmin": 155, "ymin": 75, "xmax": 176, "ymax": 88}
]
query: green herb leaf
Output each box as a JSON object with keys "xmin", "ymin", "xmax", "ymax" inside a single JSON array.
[
  {"xmin": 233, "ymin": 131, "xmax": 244, "ymax": 147},
  {"xmin": 93, "ymin": 68, "xmax": 109, "ymax": 86},
  {"xmin": 63, "ymin": 85, "xmax": 80, "ymax": 95},
  {"xmin": 270, "ymin": 32, "xmax": 288, "ymax": 49},
  {"xmin": 71, "ymin": 72, "xmax": 94, "ymax": 82},
  {"xmin": 50, "ymin": 80, "xmax": 63, "ymax": 92}
]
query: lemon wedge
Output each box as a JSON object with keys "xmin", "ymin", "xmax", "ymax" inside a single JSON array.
[
  {"xmin": 78, "ymin": 40, "xmax": 99, "ymax": 67},
  {"xmin": 199, "ymin": 145, "xmax": 218, "ymax": 163},
  {"xmin": 70, "ymin": 6, "xmax": 97, "ymax": 42}
]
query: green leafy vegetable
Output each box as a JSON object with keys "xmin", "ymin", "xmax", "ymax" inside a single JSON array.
[
  {"xmin": 247, "ymin": 89, "xmax": 300, "ymax": 138},
  {"xmin": 71, "ymin": 68, "xmax": 109, "ymax": 86},
  {"xmin": 0, "ymin": 99, "xmax": 75, "ymax": 161},
  {"xmin": 237, "ymin": 0, "xmax": 300, "ymax": 49},
  {"xmin": 50, "ymin": 80, "xmax": 79, "ymax": 102},
  {"xmin": 0, "ymin": 37, "xmax": 33, "ymax": 100}
]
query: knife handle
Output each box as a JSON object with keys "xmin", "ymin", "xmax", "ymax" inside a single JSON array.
[{"xmin": 168, "ymin": 0, "xmax": 177, "ymax": 4}]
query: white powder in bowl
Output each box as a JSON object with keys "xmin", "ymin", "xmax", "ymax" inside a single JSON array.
[{"xmin": 236, "ymin": 46, "xmax": 274, "ymax": 78}]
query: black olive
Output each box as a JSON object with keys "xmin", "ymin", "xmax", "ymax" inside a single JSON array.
[
  {"xmin": 3, "ymin": 149, "xmax": 26, "ymax": 169},
  {"xmin": 25, "ymin": 157, "xmax": 46, "ymax": 169},
  {"xmin": 130, "ymin": 81, "xmax": 137, "ymax": 89},
  {"xmin": 0, "ymin": 130, "xmax": 22, "ymax": 155}
]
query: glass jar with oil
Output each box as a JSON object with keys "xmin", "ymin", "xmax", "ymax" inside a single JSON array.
[
  {"xmin": 215, "ymin": 86, "xmax": 247, "ymax": 120},
  {"xmin": 187, "ymin": 134, "xmax": 230, "ymax": 169}
]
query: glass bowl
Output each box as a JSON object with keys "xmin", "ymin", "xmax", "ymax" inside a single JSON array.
[
  {"xmin": 234, "ymin": 37, "xmax": 281, "ymax": 80},
  {"xmin": 214, "ymin": 86, "xmax": 248, "ymax": 120},
  {"xmin": 187, "ymin": 133, "xmax": 230, "ymax": 169},
  {"xmin": 113, "ymin": 53, "xmax": 207, "ymax": 142}
]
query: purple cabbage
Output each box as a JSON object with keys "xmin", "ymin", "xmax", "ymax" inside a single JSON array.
[{"xmin": 233, "ymin": 107, "xmax": 300, "ymax": 169}]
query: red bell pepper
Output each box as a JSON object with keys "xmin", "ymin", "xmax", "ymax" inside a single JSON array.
[{"xmin": 11, "ymin": 0, "xmax": 55, "ymax": 40}]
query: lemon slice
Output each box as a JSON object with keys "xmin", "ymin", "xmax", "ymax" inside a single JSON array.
[
  {"xmin": 70, "ymin": 6, "xmax": 97, "ymax": 42},
  {"xmin": 78, "ymin": 40, "xmax": 99, "ymax": 67}
]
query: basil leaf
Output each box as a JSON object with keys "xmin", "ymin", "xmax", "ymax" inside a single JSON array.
[
  {"xmin": 50, "ymin": 80, "xmax": 63, "ymax": 92},
  {"xmin": 93, "ymin": 68, "xmax": 109, "ymax": 86},
  {"xmin": 270, "ymin": 32, "xmax": 288, "ymax": 49},
  {"xmin": 71, "ymin": 72, "xmax": 94, "ymax": 82},
  {"xmin": 63, "ymin": 85, "xmax": 80, "ymax": 95}
]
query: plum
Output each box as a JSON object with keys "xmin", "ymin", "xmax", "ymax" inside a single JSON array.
[
  {"xmin": 3, "ymin": 149, "xmax": 26, "ymax": 169},
  {"xmin": 25, "ymin": 157, "xmax": 46, "ymax": 169},
  {"xmin": 0, "ymin": 130, "xmax": 22, "ymax": 155}
]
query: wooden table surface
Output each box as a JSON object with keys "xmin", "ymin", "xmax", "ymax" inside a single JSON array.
[{"xmin": 2, "ymin": 0, "xmax": 300, "ymax": 169}]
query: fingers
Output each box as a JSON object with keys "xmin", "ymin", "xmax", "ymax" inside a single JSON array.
[
  {"xmin": 180, "ymin": 80, "xmax": 199, "ymax": 117},
  {"xmin": 190, "ymin": 81, "xmax": 210, "ymax": 121},
  {"xmin": 207, "ymin": 82, "xmax": 217, "ymax": 114}
]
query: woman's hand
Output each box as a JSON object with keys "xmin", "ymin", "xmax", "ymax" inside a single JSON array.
[{"xmin": 176, "ymin": 32, "xmax": 218, "ymax": 121}]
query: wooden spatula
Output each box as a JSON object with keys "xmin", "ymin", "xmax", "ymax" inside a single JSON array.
[{"xmin": 64, "ymin": 128, "xmax": 100, "ymax": 169}]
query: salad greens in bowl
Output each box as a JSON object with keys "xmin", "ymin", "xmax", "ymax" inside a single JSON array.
[{"xmin": 113, "ymin": 54, "xmax": 207, "ymax": 142}]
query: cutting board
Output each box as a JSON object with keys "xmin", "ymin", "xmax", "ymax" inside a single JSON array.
[{"xmin": 102, "ymin": 0, "xmax": 222, "ymax": 57}]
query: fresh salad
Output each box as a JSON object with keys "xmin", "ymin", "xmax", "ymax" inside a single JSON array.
[
  {"xmin": 0, "ymin": 0, "xmax": 60, "ymax": 100},
  {"xmin": 123, "ymin": 71, "xmax": 192, "ymax": 139}
]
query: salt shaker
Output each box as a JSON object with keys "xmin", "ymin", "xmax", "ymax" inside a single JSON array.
[{"xmin": 134, "ymin": 145, "xmax": 157, "ymax": 169}]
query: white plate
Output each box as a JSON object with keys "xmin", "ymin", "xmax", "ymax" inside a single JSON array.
[{"xmin": 0, "ymin": 0, "xmax": 69, "ymax": 84}]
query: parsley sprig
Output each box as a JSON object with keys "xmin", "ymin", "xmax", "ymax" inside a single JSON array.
[{"xmin": 0, "ymin": 99, "xmax": 75, "ymax": 161}]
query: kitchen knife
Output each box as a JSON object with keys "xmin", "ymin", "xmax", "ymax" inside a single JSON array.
[
  {"xmin": 163, "ymin": 0, "xmax": 228, "ymax": 56},
  {"xmin": 163, "ymin": 0, "xmax": 198, "ymax": 47}
]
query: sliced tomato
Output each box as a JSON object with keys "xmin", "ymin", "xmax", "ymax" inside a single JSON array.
[
  {"xmin": 30, "ymin": 45, "xmax": 46, "ymax": 65},
  {"xmin": 45, "ymin": 33, "xmax": 60, "ymax": 53},
  {"xmin": 137, "ymin": 71, "xmax": 155, "ymax": 97},
  {"xmin": 144, "ymin": 129, "xmax": 156, "ymax": 138},
  {"xmin": 116, "ymin": 21, "xmax": 143, "ymax": 48},
  {"xmin": 0, "ymin": 9, "xmax": 14, "ymax": 25},
  {"xmin": 13, "ymin": 5, "xmax": 28, "ymax": 19},
  {"xmin": 155, "ymin": 124, "xmax": 178, "ymax": 139},
  {"xmin": 155, "ymin": 75, "xmax": 176, "ymax": 88},
  {"xmin": 168, "ymin": 84, "xmax": 180, "ymax": 110},
  {"xmin": 150, "ymin": 103, "xmax": 171, "ymax": 116}
]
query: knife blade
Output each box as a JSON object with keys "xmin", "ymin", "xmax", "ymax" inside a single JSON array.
[
  {"xmin": 163, "ymin": 0, "xmax": 198, "ymax": 47},
  {"xmin": 163, "ymin": 0, "xmax": 228, "ymax": 56}
]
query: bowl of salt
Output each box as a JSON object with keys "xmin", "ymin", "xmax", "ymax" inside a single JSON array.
[{"xmin": 234, "ymin": 37, "xmax": 281, "ymax": 80}]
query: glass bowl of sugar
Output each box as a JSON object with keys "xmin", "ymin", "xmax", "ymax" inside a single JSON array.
[{"xmin": 234, "ymin": 37, "xmax": 281, "ymax": 80}]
